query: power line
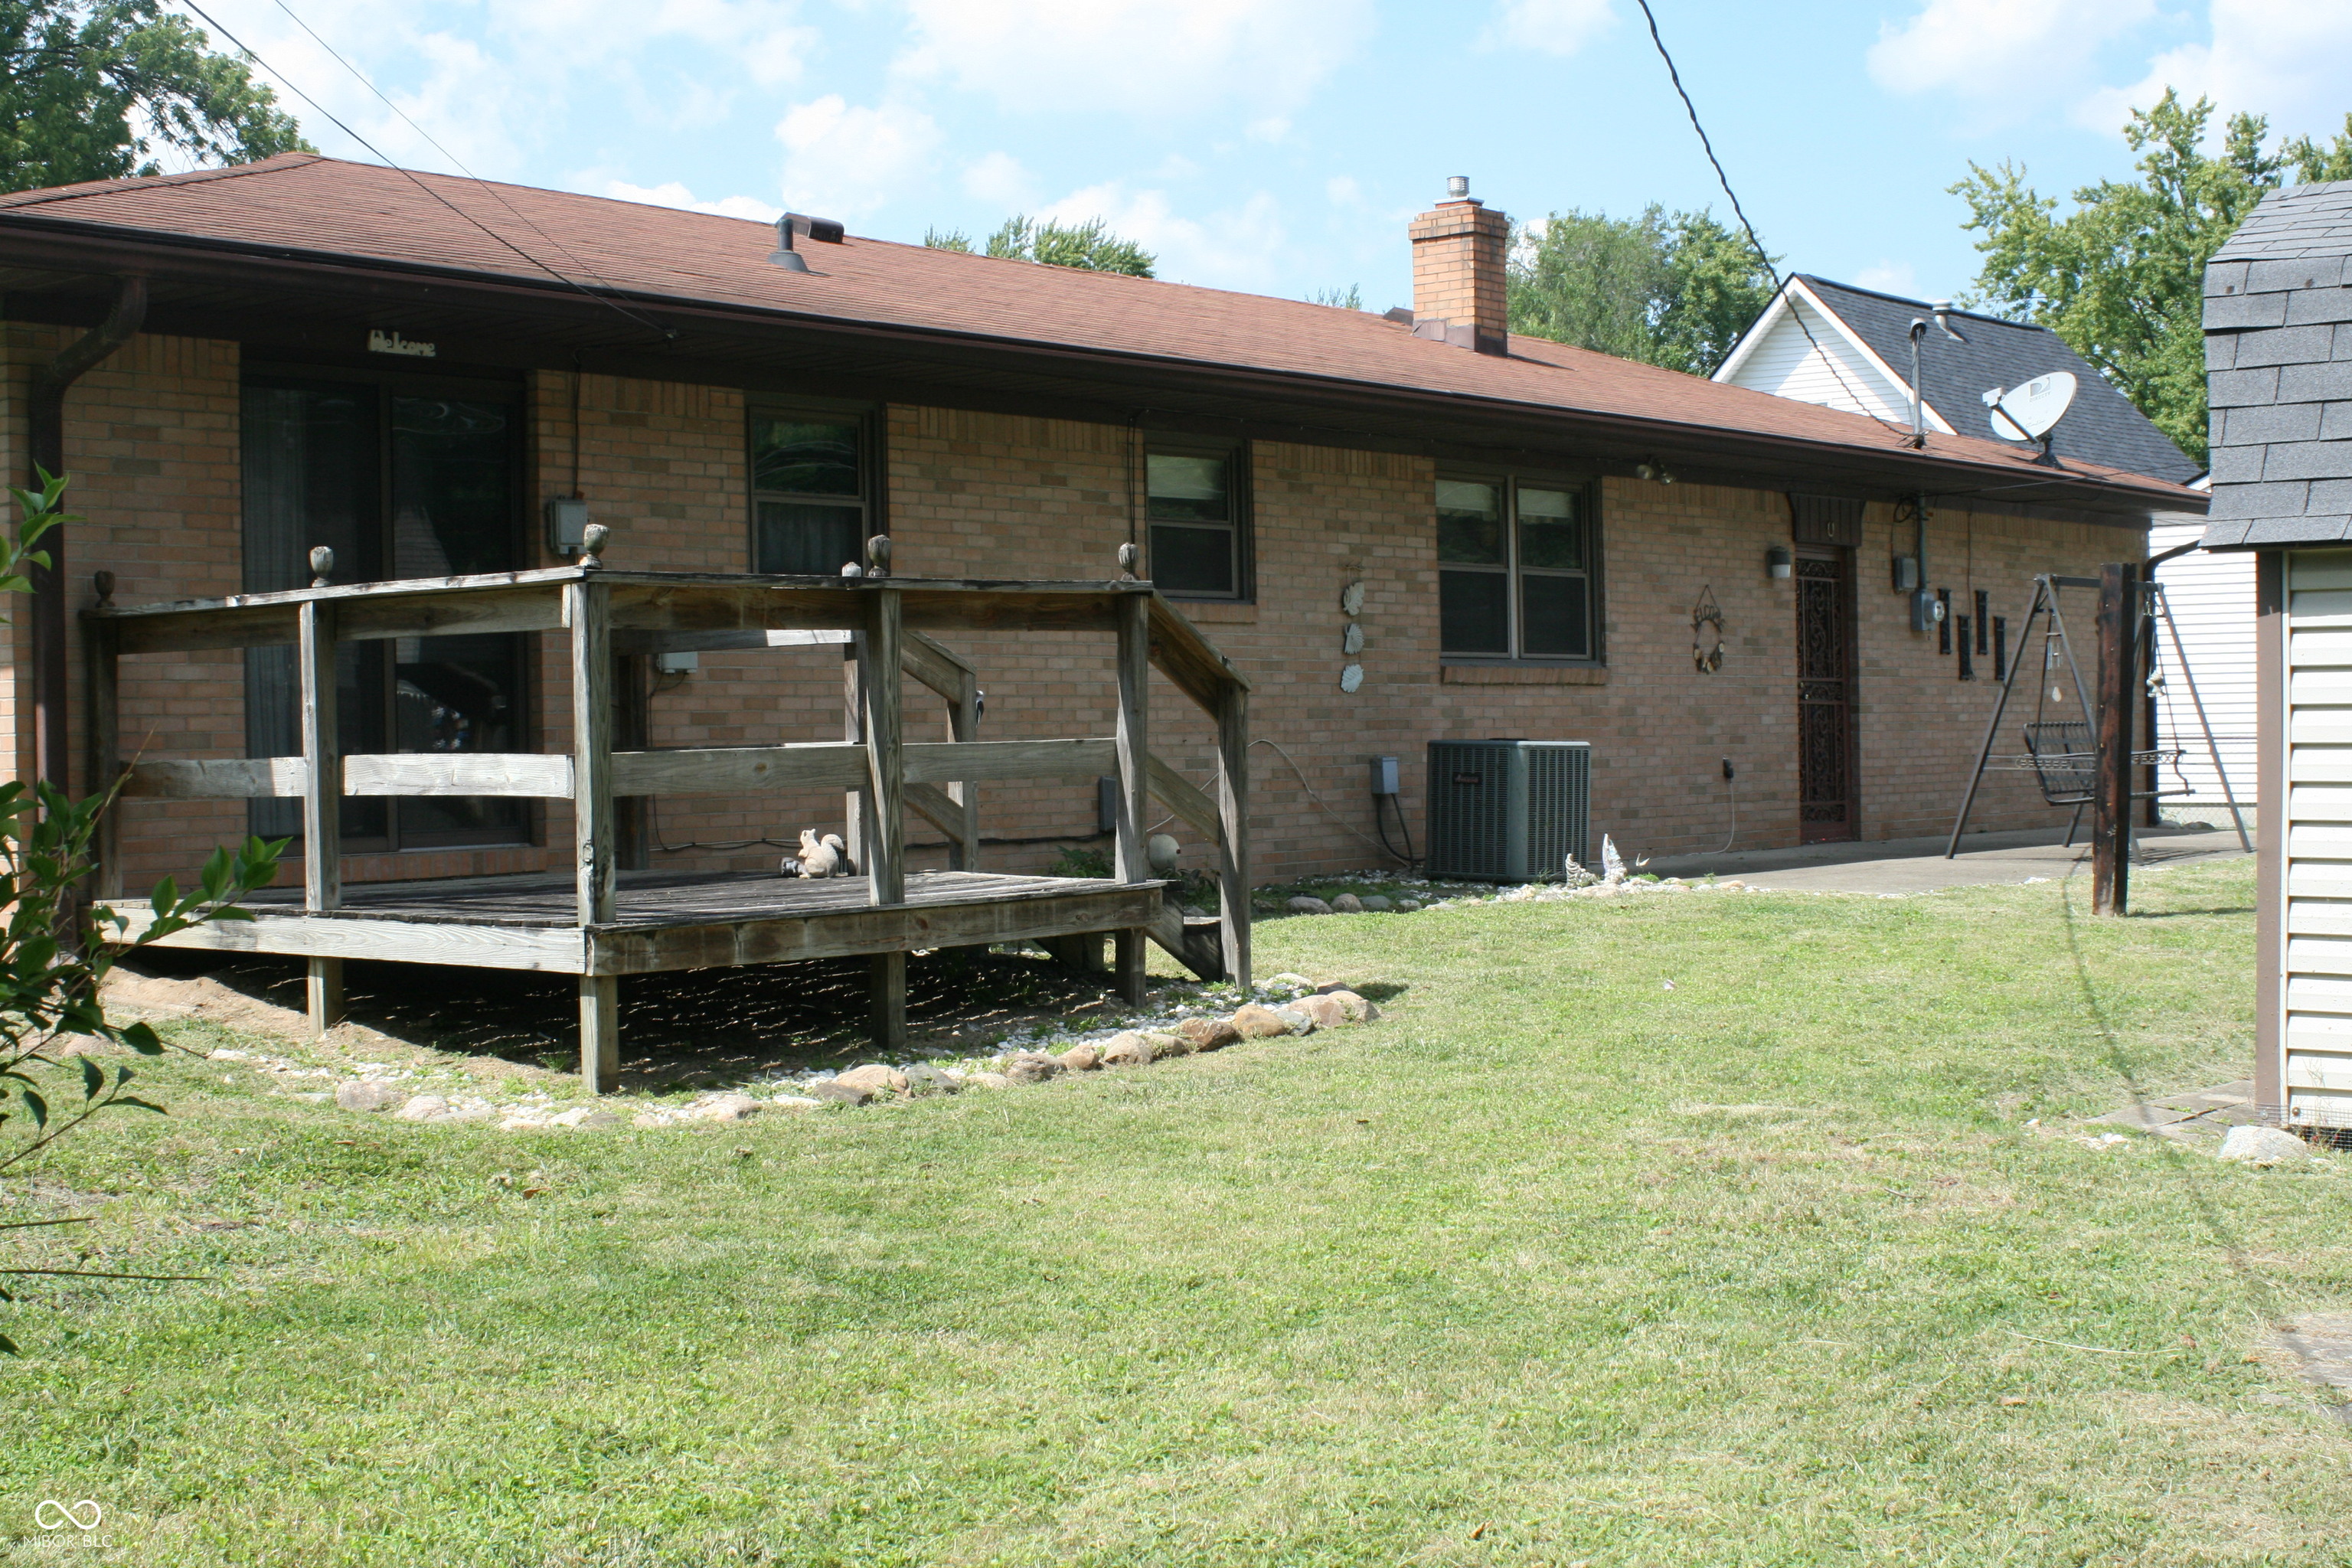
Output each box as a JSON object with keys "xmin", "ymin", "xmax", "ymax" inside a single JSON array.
[
  {"xmin": 1630, "ymin": 0, "xmax": 1914, "ymax": 444},
  {"xmin": 263, "ymin": 0, "xmax": 653, "ymax": 322},
  {"xmin": 175, "ymin": 0, "xmax": 672, "ymax": 343}
]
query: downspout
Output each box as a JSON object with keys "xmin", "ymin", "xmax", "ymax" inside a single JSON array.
[{"xmin": 25, "ymin": 276, "xmax": 147, "ymax": 792}]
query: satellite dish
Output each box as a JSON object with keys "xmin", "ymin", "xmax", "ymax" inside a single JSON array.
[{"xmin": 1982, "ymin": 371, "xmax": 2077, "ymax": 442}]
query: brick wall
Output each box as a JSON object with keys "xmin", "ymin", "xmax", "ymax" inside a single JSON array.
[{"xmin": 2, "ymin": 334, "xmax": 2134, "ymax": 892}]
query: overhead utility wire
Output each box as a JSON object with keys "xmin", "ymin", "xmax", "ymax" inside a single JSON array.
[
  {"xmin": 176, "ymin": 0, "xmax": 673, "ymax": 342},
  {"xmin": 264, "ymin": 0, "xmax": 651, "ymax": 319},
  {"xmin": 1629, "ymin": 0, "xmax": 1913, "ymax": 445}
]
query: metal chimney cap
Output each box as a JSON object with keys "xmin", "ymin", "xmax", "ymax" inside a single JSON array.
[{"xmin": 1446, "ymin": 175, "xmax": 1470, "ymax": 199}]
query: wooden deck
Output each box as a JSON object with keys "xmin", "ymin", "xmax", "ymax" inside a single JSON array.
[
  {"xmin": 117, "ymin": 869, "xmax": 1161, "ymax": 978},
  {"xmin": 85, "ymin": 541, "xmax": 1250, "ymax": 1087}
]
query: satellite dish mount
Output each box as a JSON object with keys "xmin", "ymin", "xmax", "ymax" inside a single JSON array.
[{"xmin": 1983, "ymin": 371, "xmax": 2077, "ymax": 468}]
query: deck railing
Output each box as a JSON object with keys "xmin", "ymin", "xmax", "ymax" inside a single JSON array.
[{"xmin": 85, "ymin": 534, "xmax": 1251, "ymax": 1085}]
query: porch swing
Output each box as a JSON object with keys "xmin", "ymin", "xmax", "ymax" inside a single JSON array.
[{"xmin": 1948, "ymin": 573, "xmax": 2235, "ymax": 854}]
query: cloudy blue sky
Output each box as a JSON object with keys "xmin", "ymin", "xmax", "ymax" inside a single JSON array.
[{"xmin": 175, "ymin": 0, "xmax": 2352, "ymax": 310}]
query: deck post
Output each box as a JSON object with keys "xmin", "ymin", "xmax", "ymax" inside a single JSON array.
[
  {"xmin": 1214, "ymin": 684, "xmax": 1250, "ymax": 988},
  {"xmin": 862, "ymin": 585, "xmax": 907, "ymax": 1051},
  {"xmin": 842, "ymin": 635, "xmax": 869, "ymax": 874},
  {"xmin": 299, "ymin": 599, "xmax": 345, "ymax": 1033},
  {"xmin": 569, "ymin": 573, "xmax": 620, "ymax": 1089},
  {"xmin": 1113, "ymin": 590, "xmax": 1152, "ymax": 1005},
  {"xmin": 86, "ymin": 615, "xmax": 122, "ymax": 902},
  {"xmin": 947, "ymin": 665, "xmax": 980, "ymax": 872},
  {"xmin": 616, "ymin": 651, "xmax": 652, "ymax": 871}
]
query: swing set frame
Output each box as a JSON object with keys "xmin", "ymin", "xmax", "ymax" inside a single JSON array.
[{"xmin": 1946, "ymin": 570, "xmax": 2250, "ymax": 860}]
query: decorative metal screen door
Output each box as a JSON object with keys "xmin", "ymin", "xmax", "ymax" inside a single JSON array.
[{"xmin": 1795, "ymin": 547, "xmax": 1857, "ymax": 843}]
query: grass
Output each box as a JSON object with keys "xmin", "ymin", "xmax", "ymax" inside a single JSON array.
[{"xmin": 6, "ymin": 857, "xmax": 2350, "ymax": 1566}]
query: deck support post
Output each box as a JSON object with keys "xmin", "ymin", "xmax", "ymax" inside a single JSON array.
[
  {"xmin": 299, "ymin": 600, "xmax": 344, "ymax": 1034},
  {"xmin": 861, "ymin": 586, "xmax": 906, "ymax": 1049},
  {"xmin": 1214, "ymin": 685, "xmax": 1251, "ymax": 988},
  {"xmin": 570, "ymin": 575, "xmax": 619, "ymax": 1086},
  {"xmin": 1113, "ymin": 929, "xmax": 1145, "ymax": 1006},
  {"xmin": 1113, "ymin": 590, "xmax": 1152, "ymax": 1004},
  {"xmin": 579, "ymin": 975, "xmax": 619, "ymax": 1091},
  {"xmin": 867, "ymin": 952, "xmax": 906, "ymax": 1053}
]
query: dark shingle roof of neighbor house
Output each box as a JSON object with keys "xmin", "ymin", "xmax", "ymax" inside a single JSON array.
[
  {"xmin": 0, "ymin": 155, "xmax": 2203, "ymax": 514},
  {"xmin": 2202, "ymin": 179, "xmax": 2352, "ymax": 548},
  {"xmin": 1792, "ymin": 276, "xmax": 2203, "ymax": 485}
]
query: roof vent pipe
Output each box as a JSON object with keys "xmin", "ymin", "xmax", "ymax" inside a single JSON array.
[
  {"xmin": 768, "ymin": 212, "xmax": 848, "ymax": 270},
  {"xmin": 768, "ymin": 218, "xmax": 809, "ymax": 272},
  {"xmin": 1446, "ymin": 175, "xmax": 1469, "ymax": 199}
]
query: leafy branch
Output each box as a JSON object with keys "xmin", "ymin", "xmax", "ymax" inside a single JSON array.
[{"xmin": 0, "ymin": 472, "xmax": 283, "ymax": 1353}]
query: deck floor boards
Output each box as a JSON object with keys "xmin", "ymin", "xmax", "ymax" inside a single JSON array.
[{"xmin": 243, "ymin": 870, "xmax": 1112, "ymax": 930}]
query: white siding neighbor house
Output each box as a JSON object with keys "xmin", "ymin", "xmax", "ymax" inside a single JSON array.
[
  {"xmin": 2200, "ymin": 178, "xmax": 2352, "ymax": 1129},
  {"xmin": 1718, "ymin": 276, "xmax": 2248, "ymax": 824}
]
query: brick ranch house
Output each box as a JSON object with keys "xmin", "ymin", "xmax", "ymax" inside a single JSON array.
[{"xmin": 0, "ymin": 155, "xmax": 2201, "ymax": 902}]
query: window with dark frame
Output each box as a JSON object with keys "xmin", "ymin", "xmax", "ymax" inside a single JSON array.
[
  {"xmin": 1146, "ymin": 441, "xmax": 1248, "ymax": 599},
  {"xmin": 751, "ymin": 406, "xmax": 871, "ymax": 575},
  {"xmin": 1438, "ymin": 475, "xmax": 1598, "ymax": 661}
]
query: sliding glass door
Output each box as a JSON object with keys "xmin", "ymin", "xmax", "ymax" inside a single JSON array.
[{"xmin": 243, "ymin": 371, "xmax": 530, "ymax": 851}]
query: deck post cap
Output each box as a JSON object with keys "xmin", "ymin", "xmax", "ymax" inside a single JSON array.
[
  {"xmin": 1116, "ymin": 541, "xmax": 1139, "ymax": 579},
  {"xmin": 93, "ymin": 569, "xmax": 115, "ymax": 607},
  {"xmin": 865, "ymin": 534, "xmax": 891, "ymax": 577},
  {"xmin": 579, "ymin": 522, "xmax": 610, "ymax": 569},
  {"xmin": 309, "ymin": 546, "xmax": 334, "ymax": 586}
]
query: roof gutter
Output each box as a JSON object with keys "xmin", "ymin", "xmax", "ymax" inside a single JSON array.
[{"xmin": 28, "ymin": 274, "xmax": 146, "ymax": 792}]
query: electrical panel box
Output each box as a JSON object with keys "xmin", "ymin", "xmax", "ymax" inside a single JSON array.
[
  {"xmin": 1424, "ymin": 740, "xmax": 1591, "ymax": 883},
  {"xmin": 1369, "ymin": 755, "xmax": 1400, "ymax": 796},
  {"xmin": 544, "ymin": 497, "xmax": 590, "ymax": 556},
  {"xmin": 1891, "ymin": 554, "xmax": 1921, "ymax": 593}
]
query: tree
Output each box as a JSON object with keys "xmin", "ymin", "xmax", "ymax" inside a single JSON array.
[
  {"xmin": 0, "ymin": 472, "xmax": 283, "ymax": 1354},
  {"xmin": 1506, "ymin": 205, "xmax": 1776, "ymax": 376},
  {"xmin": 924, "ymin": 215, "xmax": 1155, "ymax": 278},
  {"xmin": 1952, "ymin": 91, "xmax": 2352, "ymax": 467},
  {"xmin": 1, "ymin": 0, "xmax": 309, "ymax": 194}
]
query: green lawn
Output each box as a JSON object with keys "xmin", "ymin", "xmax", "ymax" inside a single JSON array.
[{"xmin": 8, "ymin": 858, "xmax": 2350, "ymax": 1566}]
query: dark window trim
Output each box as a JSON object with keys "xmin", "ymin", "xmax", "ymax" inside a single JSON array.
[
  {"xmin": 1436, "ymin": 468, "xmax": 1604, "ymax": 666},
  {"xmin": 238, "ymin": 363, "xmax": 537, "ymax": 852},
  {"xmin": 746, "ymin": 394, "xmax": 884, "ymax": 573},
  {"xmin": 1145, "ymin": 433, "xmax": 1255, "ymax": 603}
]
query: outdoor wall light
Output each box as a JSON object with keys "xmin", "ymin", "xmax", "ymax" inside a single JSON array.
[{"xmin": 1766, "ymin": 544, "xmax": 1792, "ymax": 580}]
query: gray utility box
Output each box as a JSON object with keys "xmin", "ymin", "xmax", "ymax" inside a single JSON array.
[{"xmin": 1424, "ymin": 740, "xmax": 1592, "ymax": 883}]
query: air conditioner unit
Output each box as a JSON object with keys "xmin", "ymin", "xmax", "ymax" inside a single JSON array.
[{"xmin": 1424, "ymin": 739, "xmax": 1591, "ymax": 882}]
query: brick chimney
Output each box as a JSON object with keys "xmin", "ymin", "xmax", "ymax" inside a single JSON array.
[{"xmin": 1410, "ymin": 176, "xmax": 1510, "ymax": 354}]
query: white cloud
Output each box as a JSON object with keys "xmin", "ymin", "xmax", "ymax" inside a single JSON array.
[
  {"xmin": 1326, "ymin": 175, "xmax": 1364, "ymax": 207},
  {"xmin": 605, "ymin": 180, "xmax": 782, "ymax": 222},
  {"xmin": 1038, "ymin": 181, "xmax": 1285, "ymax": 289},
  {"xmin": 893, "ymin": 0, "xmax": 1373, "ymax": 118},
  {"xmin": 775, "ymin": 96, "xmax": 942, "ymax": 217},
  {"xmin": 961, "ymin": 151, "xmax": 1036, "ymax": 207},
  {"xmin": 1868, "ymin": 0, "xmax": 2156, "ymax": 112},
  {"xmin": 1854, "ymin": 261, "xmax": 1919, "ymax": 296},
  {"xmin": 2079, "ymin": 0, "xmax": 2352, "ymax": 141},
  {"xmin": 1488, "ymin": 0, "xmax": 1615, "ymax": 57}
]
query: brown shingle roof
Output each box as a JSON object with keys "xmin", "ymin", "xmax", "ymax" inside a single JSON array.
[{"xmin": 1, "ymin": 153, "xmax": 2197, "ymax": 506}]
